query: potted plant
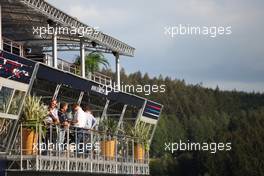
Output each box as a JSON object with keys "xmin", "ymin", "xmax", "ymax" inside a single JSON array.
[
  {"xmin": 127, "ymin": 121, "xmax": 150, "ymax": 162},
  {"xmin": 99, "ymin": 118, "xmax": 118, "ymax": 159},
  {"xmin": 21, "ymin": 96, "xmax": 48, "ymax": 155}
]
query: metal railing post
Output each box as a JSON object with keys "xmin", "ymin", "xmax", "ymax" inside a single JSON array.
[
  {"xmin": 20, "ymin": 124, "xmax": 23, "ymax": 171},
  {"xmin": 67, "ymin": 127, "xmax": 69, "ymax": 171},
  {"xmin": 132, "ymin": 139, "xmax": 135, "ymax": 174}
]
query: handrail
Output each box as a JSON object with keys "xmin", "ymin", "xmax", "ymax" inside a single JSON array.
[
  {"xmin": 1, "ymin": 37, "xmax": 112, "ymax": 86},
  {"xmin": 11, "ymin": 123, "xmax": 149, "ymax": 174},
  {"xmin": 45, "ymin": 54, "xmax": 112, "ymax": 86}
]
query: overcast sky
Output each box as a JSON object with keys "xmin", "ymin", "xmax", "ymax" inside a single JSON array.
[{"xmin": 47, "ymin": 0, "xmax": 264, "ymax": 93}]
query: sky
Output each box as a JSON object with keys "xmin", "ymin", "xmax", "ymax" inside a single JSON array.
[{"xmin": 47, "ymin": 0, "xmax": 264, "ymax": 93}]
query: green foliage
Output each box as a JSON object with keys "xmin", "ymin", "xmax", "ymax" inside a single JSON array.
[
  {"xmin": 126, "ymin": 121, "xmax": 150, "ymax": 151},
  {"xmin": 75, "ymin": 52, "xmax": 109, "ymax": 74},
  {"xmin": 99, "ymin": 118, "xmax": 118, "ymax": 136},
  {"xmin": 22, "ymin": 96, "xmax": 48, "ymax": 130},
  {"xmin": 100, "ymin": 69, "xmax": 264, "ymax": 176}
]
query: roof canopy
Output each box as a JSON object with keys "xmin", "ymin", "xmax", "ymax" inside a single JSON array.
[{"xmin": 0, "ymin": 0, "xmax": 135, "ymax": 56}]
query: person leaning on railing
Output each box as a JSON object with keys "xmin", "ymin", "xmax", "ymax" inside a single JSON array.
[
  {"xmin": 83, "ymin": 105, "xmax": 97, "ymax": 149},
  {"xmin": 71, "ymin": 103, "xmax": 87, "ymax": 153},
  {"xmin": 84, "ymin": 105, "xmax": 97, "ymax": 130},
  {"xmin": 46, "ymin": 99, "xmax": 60, "ymax": 125},
  {"xmin": 57, "ymin": 102, "xmax": 70, "ymax": 151},
  {"xmin": 43, "ymin": 99, "xmax": 60, "ymax": 154}
]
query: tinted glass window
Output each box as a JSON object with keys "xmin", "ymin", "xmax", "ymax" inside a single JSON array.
[
  {"xmin": 0, "ymin": 86, "xmax": 13, "ymax": 113},
  {"xmin": 8, "ymin": 90, "xmax": 26, "ymax": 115}
]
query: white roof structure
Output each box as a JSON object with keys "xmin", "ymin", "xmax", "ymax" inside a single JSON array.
[{"xmin": 0, "ymin": 0, "xmax": 135, "ymax": 56}]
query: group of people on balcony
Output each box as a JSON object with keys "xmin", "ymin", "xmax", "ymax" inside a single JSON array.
[{"xmin": 44, "ymin": 99, "xmax": 97, "ymax": 151}]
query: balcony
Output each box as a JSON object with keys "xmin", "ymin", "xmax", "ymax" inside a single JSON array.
[
  {"xmin": 7, "ymin": 124, "xmax": 149, "ymax": 175},
  {"xmin": 43, "ymin": 54, "xmax": 112, "ymax": 87},
  {"xmin": 1, "ymin": 37, "xmax": 112, "ymax": 87}
]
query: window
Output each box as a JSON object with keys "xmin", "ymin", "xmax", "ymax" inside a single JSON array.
[
  {"xmin": 57, "ymin": 85, "xmax": 81, "ymax": 103},
  {"xmin": 8, "ymin": 90, "xmax": 26, "ymax": 115},
  {"xmin": 81, "ymin": 92, "xmax": 107, "ymax": 118},
  {"xmin": 31, "ymin": 78, "xmax": 58, "ymax": 104},
  {"xmin": 3, "ymin": 43, "xmax": 11, "ymax": 53},
  {"xmin": 0, "ymin": 86, "xmax": 14, "ymax": 113},
  {"xmin": 12, "ymin": 47, "xmax": 21, "ymax": 56}
]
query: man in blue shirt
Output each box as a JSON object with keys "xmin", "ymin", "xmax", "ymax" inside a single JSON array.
[{"xmin": 57, "ymin": 102, "xmax": 69, "ymax": 151}]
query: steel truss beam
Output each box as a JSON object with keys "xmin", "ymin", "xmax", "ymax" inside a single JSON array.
[{"xmin": 16, "ymin": 0, "xmax": 135, "ymax": 56}]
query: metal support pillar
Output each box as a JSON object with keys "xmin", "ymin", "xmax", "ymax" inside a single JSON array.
[
  {"xmin": 80, "ymin": 39, "xmax": 86, "ymax": 78},
  {"xmin": 78, "ymin": 91, "xmax": 84, "ymax": 104},
  {"xmin": 100, "ymin": 100, "xmax": 110, "ymax": 120},
  {"xmin": 116, "ymin": 104, "xmax": 127, "ymax": 133},
  {"xmin": 114, "ymin": 52, "xmax": 120, "ymax": 91},
  {"xmin": 52, "ymin": 32, "xmax": 58, "ymax": 68}
]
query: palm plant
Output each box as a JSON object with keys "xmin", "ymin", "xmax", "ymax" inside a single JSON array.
[
  {"xmin": 126, "ymin": 121, "xmax": 150, "ymax": 151},
  {"xmin": 21, "ymin": 96, "xmax": 48, "ymax": 155},
  {"xmin": 99, "ymin": 118, "xmax": 119, "ymax": 158},
  {"xmin": 75, "ymin": 52, "xmax": 110, "ymax": 75},
  {"xmin": 99, "ymin": 118, "xmax": 118, "ymax": 136},
  {"xmin": 22, "ymin": 96, "xmax": 48, "ymax": 130}
]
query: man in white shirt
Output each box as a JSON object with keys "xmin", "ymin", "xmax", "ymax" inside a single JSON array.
[
  {"xmin": 71, "ymin": 103, "xmax": 86, "ymax": 153},
  {"xmin": 83, "ymin": 105, "xmax": 96, "ymax": 154},
  {"xmin": 72, "ymin": 104, "xmax": 87, "ymax": 128},
  {"xmin": 44, "ymin": 99, "xmax": 59, "ymax": 126},
  {"xmin": 84, "ymin": 105, "xmax": 97, "ymax": 129},
  {"xmin": 43, "ymin": 99, "xmax": 59, "ymax": 155}
]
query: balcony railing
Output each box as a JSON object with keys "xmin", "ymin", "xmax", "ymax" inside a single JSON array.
[
  {"xmin": 7, "ymin": 124, "xmax": 149, "ymax": 175},
  {"xmin": 1, "ymin": 37, "xmax": 112, "ymax": 87},
  {"xmin": 46, "ymin": 54, "xmax": 112, "ymax": 86},
  {"xmin": 2, "ymin": 37, "xmax": 24, "ymax": 57},
  {"xmin": 90, "ymin": 71, "xmax": 112, "ymax": 86}
]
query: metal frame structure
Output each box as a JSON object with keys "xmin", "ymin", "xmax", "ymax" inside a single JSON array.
[
  {"xmin": 0, "ymin": 0, "xmax": 163, "ymax": 175},
  {"xmin": 0, "ymin": 0, "xmax": 133, "ymax": 89},
  {"xmin": 5, "ymin": 124, "xmax": 150, "ymax": 175},
  {"xmin": 1, "ymin": 0, "xmax": 135, "ymax": 57},
  {"xmin": 0, "ymin": 48, "xmax": 162, "ymax": 175}
]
